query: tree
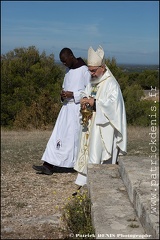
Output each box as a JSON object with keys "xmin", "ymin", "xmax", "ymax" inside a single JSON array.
[
  {"xmin": 137, "ymin": 70, "xmax": 159, "ymax": 89},
  {"xmin": 123, "ymin": 84, "xmax": 144, "ymax": 125},
  {"xmin": 1, "ymin": 46, "xmax": 63, "ymax": 127},
  {"xmin": 1, "ymin": 47, "xmax": 159, "ymax": 128}
]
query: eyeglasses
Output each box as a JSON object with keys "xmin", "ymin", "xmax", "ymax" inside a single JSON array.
[{"xmin": 89, "ymin": 66, "xmax": 101, "ymax": 74}]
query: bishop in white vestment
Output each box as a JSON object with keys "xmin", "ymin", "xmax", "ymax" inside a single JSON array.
[{"xmin": 74, "ymin": 46, "xmax": 127, "ymax": 186}]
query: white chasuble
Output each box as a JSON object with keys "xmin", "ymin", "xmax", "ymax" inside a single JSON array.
[{"xmin": 74, "ymin": 66, "xmax": 127, "ymax": 175}]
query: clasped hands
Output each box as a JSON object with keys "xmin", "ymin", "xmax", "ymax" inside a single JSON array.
[
  {"xmin": 80, "ymin": 97, "xmax": 94, "ymax": 110},
  {"xmin": 61, "ymin": 90, "xmax": 73, "ymax": 99}
]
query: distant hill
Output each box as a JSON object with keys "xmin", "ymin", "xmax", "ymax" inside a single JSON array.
[
  {"xmin": 55, "ymin": 60, "xmax": 159, "ymax": 73},
  {"xmin": 117, "ymin": 64, "xmax": 159, "ymax": 73}
]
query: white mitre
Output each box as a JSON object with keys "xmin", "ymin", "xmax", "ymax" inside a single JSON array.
[{"xmin": 88, "ymin": 45, "xmax": 105, "ymax": 66}]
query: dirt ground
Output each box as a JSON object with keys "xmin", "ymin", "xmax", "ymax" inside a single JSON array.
[
  {"xmin": 1, "ymin": 130, "xmax": 79, "ymax": 239},
  {"xmin": 1, "ymin": 164, "xmax": 77, "ymax": 239},
  {"xmin": 1, "ymin": 127, "xmax": 159, "ymax": 239}
]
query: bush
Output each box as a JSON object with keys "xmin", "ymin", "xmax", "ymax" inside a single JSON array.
[
  {"xmin": 133, "ymin": 101, "xmax": 159, "ymax": 126},
  {"xmin": 62, "ymin": 190, "xmax": 95, "ymax": 238},
  {"xmin": 123, "ymin": 84, "xmax": 144, "ymax": 125},
  {"xmin": 1, "ymin": 47, "xmax": 159, "ymax": 128},
  {"xmin": 14, "ymin": 90, "xmax": 61, "ymax": 129},
  {"xmin": 1, "ymin": 46, "xmax": 63, "ymax": 128}
]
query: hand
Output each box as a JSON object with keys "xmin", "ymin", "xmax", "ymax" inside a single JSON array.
[
  {"xmin": 60, "ymin": 90, "xmax": 73, "ymax": 99},
  {"xmin": 65, "ymin": 91, "xmax": 74, "ymax": 98},
  {"xmin": 80, "ymin": 97, "xmax": 94, "ymax": 108}
]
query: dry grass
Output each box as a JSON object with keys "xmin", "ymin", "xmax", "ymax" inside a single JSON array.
[
  {"xmin": 127, "ymin": 125, "xmax": 159, "ymax": 156},
  {"xmin": 1, "ymin": 126, "xmax": 159, "ymax": 239},
  {"xmin": 1, "ymin": 129, "xmax": 78, "ymax": 239}
]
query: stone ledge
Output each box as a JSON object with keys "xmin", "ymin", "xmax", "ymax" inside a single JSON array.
[
  {"xmin": 118, "ymin": 157, "xmax": 159, "ymax": 239},
  {"xmin": 87, "ymin": 157, "xmax": 159, "ymax": 239},
  {"xmin": 87, "ymin": 164, "xmax": 148, "ymax": 239}
]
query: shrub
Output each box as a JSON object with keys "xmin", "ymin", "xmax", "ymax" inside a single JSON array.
[
  {"xmin": 62, "ymin": 190, "xmax": 95, "ymax": 239},
  {"xmin": 14, "ymin": 90, "xmax": 61, "ymax": 129},
  {"xmin": 1, "ymin": 46, "xmax": 63, "ymax": 128}
]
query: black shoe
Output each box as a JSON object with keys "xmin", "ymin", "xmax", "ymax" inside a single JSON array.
[
  {"xmin": 32, "ymin": 165, "xmax": 44, "ymax": 171},
  {"xmin": 39, "ymin": 166, "xmax": 54, "ymax": 175}
]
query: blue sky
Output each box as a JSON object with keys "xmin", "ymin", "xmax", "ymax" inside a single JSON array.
[{"xmin": 1, "ymin": 1, "xmax": 159, "ymax": 64}]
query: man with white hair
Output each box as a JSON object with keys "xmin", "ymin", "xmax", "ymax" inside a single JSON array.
[{"xmin": 74, "ymin": 45, "xmax": 127, "ymax": 187}]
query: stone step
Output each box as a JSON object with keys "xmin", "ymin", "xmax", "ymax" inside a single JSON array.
[
  {"xmin": 87, "ymin": 162, "xmax": 157, "ymax": 239},
  {"xmin": 118, "ymin": 157, "xmax": 159, "ymax": 239}
]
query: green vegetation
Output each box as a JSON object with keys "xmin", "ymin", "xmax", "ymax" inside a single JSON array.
[
  {"xmin": 1, "ymin": 46, "xmax": 159, "ymax": 128},
  {"xmin": 1, "ymin": 46, "xmax": 64, "ymax": 128},
  {"xmin": 62, "ymin": 190, "xmax": 95, "ymax": 238}
]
